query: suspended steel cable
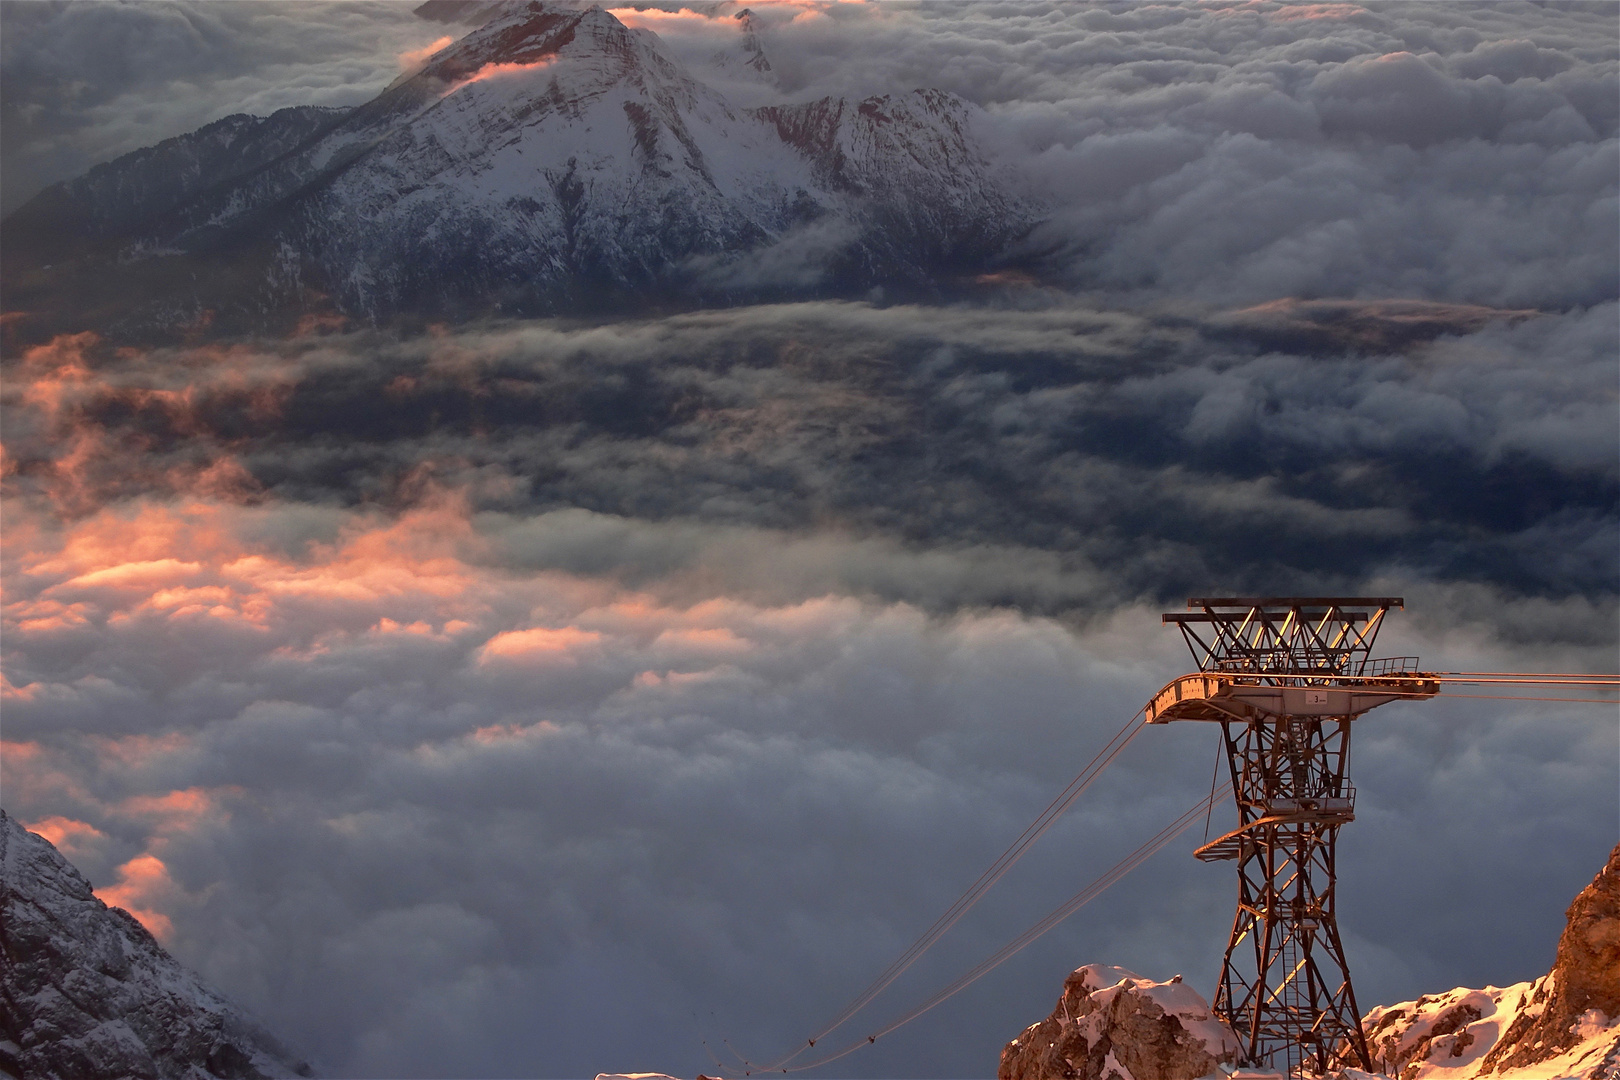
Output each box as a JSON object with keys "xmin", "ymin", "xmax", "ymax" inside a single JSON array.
[
  {"xmin": 1439, "ymin": 678, "xmax": 1620, "ymax": 686},
  {"xmin": 1384, "ymin": 673, "xmax": 1619, "ymax": 688},
  {"xmin": 758, "ymin": 782, "xmax": 1235, "ymax": 1075},
  {"xmin": 1439, "ymin": 671, "xmax": 1620, "ymax": 680},
  {"xmin": 745, "ymin": 708, "xmax": 1148, "ymax": 1073},
  {"xmin": 1300, "ymin": 672, "xmax": 1620, "ymax": 687},
  {"xmin": 1436, "ymin": 693, "xmax": 1620, "ymax": 704},
  {"xmin": 1203, "ymin": 737, "xmax": 1223, "ymax": 842},
  {"xmin": 1356, "ymin": 687, "xmax": 1619, "ymax": 704}
]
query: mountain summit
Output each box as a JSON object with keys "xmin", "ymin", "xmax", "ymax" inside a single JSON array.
[{"xmin": 2, "ymin": 2, "xmax": 1036, "ymax": 341}]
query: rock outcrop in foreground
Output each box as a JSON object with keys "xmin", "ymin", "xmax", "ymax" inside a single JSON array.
[
  {"xmin": 0, "ymin": 808, "xmax": 311, "ymax": 1080},
  {"xmin": 1362, "ymin": 842, "xmax": 1620, "ymax": 1080},
  {"xmin": 998, "ymin": 964, "xmax": 1241, "ymax": 1080}
]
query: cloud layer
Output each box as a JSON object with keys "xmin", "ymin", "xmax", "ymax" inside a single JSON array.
[
  {"xmin": 597, "ymin": 1, "xmax": 1620, "ymax": 310},
  {"xmin": 7, "ymin": 300, "xmax": 1615, "ymax": 607},
  {"xmin": 4, "ymin": 295, "xmax": 1615, "ymax": 1076}
]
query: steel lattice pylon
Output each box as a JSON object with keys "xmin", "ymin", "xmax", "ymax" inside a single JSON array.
[{"xmin": 1142, "ymin": 598, "xmax": 1441, "ymax": 1077}]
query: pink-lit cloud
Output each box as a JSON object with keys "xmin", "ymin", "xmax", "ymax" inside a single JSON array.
[
  {"xmin": 479, "ymin": 625, "xmax": 603, "ymax": 663},
  {"xmin": 1266, "ymin": 3, "xmax": 1370, "ymax": 22},
  {"xmin": 603, "ymin": 7, "xmax": 717, "ymax": 30},
  {"xmin": 440, "ymin": 57, "xmax": 555, "ymax": 98},
  {"xmin": 94, "ymin": 853, "xmax": 179, "ymax": 941},
  {"xmin": 119, "ymin": 786, "xmax": 232, "ymax": 830},
  {"xmin": 399, "ymin": 34, "xmax": 455, "ymax": 73},
  {"xmin": 23, "ymin": 815, "xmax": 105, "ymax": 861},
  {"xmin": 602, "ymin": 1, "xmax": 857, "ymax": 31}
]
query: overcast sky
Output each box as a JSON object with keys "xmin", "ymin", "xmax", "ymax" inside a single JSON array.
[{"xmin": 1, "ymin": 3, "xmax": 1616, "ymax": 1078}]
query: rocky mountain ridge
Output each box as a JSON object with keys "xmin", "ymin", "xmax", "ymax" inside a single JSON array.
[
  {"xmin": 0, "ymin": 2, "xmax": 1036, "ymax": 344},
  {"xmin": 0, "ymin": 809, "xmax": 311, "ymax": 1080}
]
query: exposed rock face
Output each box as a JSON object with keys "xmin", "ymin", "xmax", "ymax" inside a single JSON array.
[
  {"xmin": 1005, "ymin": 850, "xmax": 1620, "ymax": 1080},
  {"xmin": 1479, "ymin": 842, "xmax": 1620, "ymax": 1075},
  {"xmin": 1358, "ymin": 842, "xmax": 1620, "ymax": 1080},
  {"xmin": 999, "ymin": 964, "xmax": 1241, "ymax": 1080},
  {"xmin": 0, "ymin": 808, "xmax": 311, "ymax": 1080}
]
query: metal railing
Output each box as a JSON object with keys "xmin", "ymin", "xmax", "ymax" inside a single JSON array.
[{"xmin": 1357, "ymin": 656, "xmax": 1420, "ymax": 677}]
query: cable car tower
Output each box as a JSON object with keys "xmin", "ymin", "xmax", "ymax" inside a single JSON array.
[{"xmin": 1144, "ymin": 598, "xmax": 1441, "ymax": 1077}]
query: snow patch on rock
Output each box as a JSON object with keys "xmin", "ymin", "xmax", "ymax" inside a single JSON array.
[
  {"xmin": 1361, "ymin": 842, "xmax": 1620, "ymax": 1080},
  {"xmin": 1364, "ymin": 983, "xmax": 1541, "ymax": 1078},
  {"xmin": 1364, "ymin": 977, "xmax": 1620, "ymax": 1080},
  {"xmin": 999, "ymin": 963, "xmax": 1242, "ymax": 1080}
]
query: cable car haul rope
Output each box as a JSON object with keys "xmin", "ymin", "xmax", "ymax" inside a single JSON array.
[{"xmin": 723, "ymin": 707, "xmax": 1148, "ymax": 1075}]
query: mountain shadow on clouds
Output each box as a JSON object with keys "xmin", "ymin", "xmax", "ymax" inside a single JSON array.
[{"xmin": 0, "ymin": 2, "xmax": 1038, "ymax": 348}]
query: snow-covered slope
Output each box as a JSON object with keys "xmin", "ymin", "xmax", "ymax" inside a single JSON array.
[
  {"xmin": 1, "ymin": 2, "xmax": 1037, "ymax": 337},
  {"xmin": 1364, "ymin": 980, "xmax": 1620, "ymax": 1080},
  {"xmin": 0, "ymin": 809, "xmax": 312, "ymax": 1080},
  {"xmin": 4, "ymin": 106, "xmax": 344, "ymax": 253},
  {"xmin": 293, "ymin": 2, "xmax": 826, "ymax": 316},
  {"xmin": 1360, "ymin": 842, "xmax": 1620, "ymax": 1080}
]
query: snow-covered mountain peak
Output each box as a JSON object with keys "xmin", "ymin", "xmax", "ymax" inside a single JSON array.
[
  {"xmin": 424, "ymin": 0, "xmax": 577, "ymax": 75},
  {"xmin": 1, "ymin": 1, "xmax": 1041, "ymax": 336},
  {"xmin": 709, "ymin": 7, "xmax": 775, "ymax": 84},
  {"xmin": 411, "ymin": 3, "xmax": 678, "ymax": 97}
]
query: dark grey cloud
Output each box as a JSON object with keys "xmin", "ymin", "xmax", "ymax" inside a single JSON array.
[{"xmin": 6, "ymin": 299, "xmax": 1612, "ymax": 606}]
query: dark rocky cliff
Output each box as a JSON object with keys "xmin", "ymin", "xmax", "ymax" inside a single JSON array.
[{"xmin": 0, "ymin": 809, "xmax": 311, "ymax": 1080}]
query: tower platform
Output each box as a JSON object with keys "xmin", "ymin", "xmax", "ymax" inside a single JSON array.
[{"xmin": 1144, "ymin": 670, "xmax": 1440, "ymax": 724}]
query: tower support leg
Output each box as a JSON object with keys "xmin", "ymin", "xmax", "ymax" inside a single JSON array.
[{"xmin": 1210, "ymin": 717, "xmax": 1372, "ymax": 1077}]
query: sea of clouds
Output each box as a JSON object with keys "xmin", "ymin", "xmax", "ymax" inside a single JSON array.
[{"xmin": 2, "ymin": 3, "xmax": 1616, "ymax": 1078}]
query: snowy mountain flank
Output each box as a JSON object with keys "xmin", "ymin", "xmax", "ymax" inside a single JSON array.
[
  {"xmin": 0, "ymin": 810, "xmax": 311, "ymax": 1080},
  {"xmin": 999, "ymin": 844, "xmax": 1620, "ymax": 1080},
  {"xmin": 1, "ymin": 2, "xmax": 1036, "ymax": 340}
]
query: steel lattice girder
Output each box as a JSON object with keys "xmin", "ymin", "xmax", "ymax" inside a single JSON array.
[{"xmin": 1146, "ymin": 599, "xmax": 1437, "ymax": 1077}]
